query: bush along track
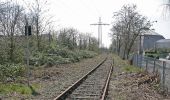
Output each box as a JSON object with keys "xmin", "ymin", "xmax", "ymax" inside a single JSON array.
[
  {"xmin": 0, "ymin": 49, "xmax": 98, "ymax": 99},
  {"xmin": 29, "ymin": 49, "xmax": 98, "ymax": 67}
]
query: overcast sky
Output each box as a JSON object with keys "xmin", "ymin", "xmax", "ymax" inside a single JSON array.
[{"xmin": 22, "ymin": 0, "xmax": 170, "ymax": 48}]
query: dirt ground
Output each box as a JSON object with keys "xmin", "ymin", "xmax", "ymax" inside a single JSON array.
[{"xmin": 107, "ymin": 54, "xmax": 170, "ymax": 100}]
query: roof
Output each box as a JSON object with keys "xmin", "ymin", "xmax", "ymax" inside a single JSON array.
[
  {"xmin": 156, "ymin": 39, "xmax": 170, "ymax": 43},
  {"xmin": 142, "ymin": 30, "xmax": 163, "ymax": 36}
]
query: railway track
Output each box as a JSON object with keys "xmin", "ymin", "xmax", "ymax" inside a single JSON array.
[{"xmin": 54, "ymin": 56, "xmax": 113, "ymax": 100}]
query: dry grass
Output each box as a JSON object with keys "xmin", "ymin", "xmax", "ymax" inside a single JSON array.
[{"xmin": 107, "ymin": 54, "xmax": 169, "ymax": 100}]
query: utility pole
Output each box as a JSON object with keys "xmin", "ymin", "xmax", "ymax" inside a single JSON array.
[
  {"xmin": 90, "ymin": 17, "xmax": 109, "ymax": 48},
  {"xmin": 25, "ymin": 16, "xmax": 32, "ymax": 86}
]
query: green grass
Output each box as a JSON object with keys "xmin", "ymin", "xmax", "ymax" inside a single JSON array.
[
  {"xmin": 113, "ymin": 54, "xmax": 143, "ymax": 73},
  {"xmin": 0, "ymin": 83, "xmax": 40, "ymax": 95},
  {"xmin": 123, "ymin": 65, "xmax": 142, "ymax": 73}
]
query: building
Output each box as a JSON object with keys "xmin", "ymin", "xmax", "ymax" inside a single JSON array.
[
  {"xmin": 156, "ymin": 39, "xmax": 170, "ymax": 49},
  {"xmin": 141, "ymin": 30, "xmax": 165, "ymax": 52}
]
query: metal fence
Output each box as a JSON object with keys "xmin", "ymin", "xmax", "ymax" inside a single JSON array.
[{"xmin": 132, "ymin": 54, "xmax": 170, "ymax": 92}]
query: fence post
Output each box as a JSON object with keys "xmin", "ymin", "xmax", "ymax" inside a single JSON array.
[
  {"xmin": 153, "ymin": 59, "xmax": 156, "ymax": 73},
  {"xmin": 145, "ymin": 60, "xmax": 148, "ymax": 72},
  {"xmin": 137, "ymin": 54, "xmax": 138, "ymax": 67},
  {"xmin": 132, "ymin": 54, "xmax": 134, "ymax": 65},
  {"xmin": 162, "ymin": 61, "xmax": 166, "ymax": 92},
  {"xmin": 140, "ymin": 55, "xmax": 142, "ymax": 68}
]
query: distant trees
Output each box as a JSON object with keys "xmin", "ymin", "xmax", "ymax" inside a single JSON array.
[
  {"xmin": 110, "ymin": 4, "xmax": 151, "ymax": 59},
  {"xmin": 57, "ymin": 28, "xmax": 98, "ymax": 51},
  {"xmin": 0, "ymin": 0, "xmax": 99, "ymax": 64},
  {"xmin": 88, "ymin": 36, "xmax": 98, "ymax": 51}
]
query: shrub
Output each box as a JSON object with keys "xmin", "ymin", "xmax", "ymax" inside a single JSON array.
[
  {"xmin": 30, "ymin": 52, "xmax": 47, "ymax": 66},
  {"xmin": 77, "ymin": 50, "xmax": 97, "ymax": 59},
  {"xmin": 0, "ymin": 83, "xmax": 39, "ymax": 95},
  {"xmin": 67, "ymin": 51, "xmax": 80, "ymax": 62},
  {"xmin": 0, "ymin": 50, "xmax": 8, "ymax": 64},
  {"xmin": 13, "ymin": 47, "xmax": 24, "ymax": 64},
  {"xmin": 52, "ymin": 56, "xmax": 71, "ymax": 64},
  {"xmin": 29, "ymin": 57, "xmax": 39, "ymax": 66},
  {"xmin": 0, "ymin": 64, "xmax": 26, "ymax": 82},
  {"xmin": 30, "ymin": 48, "xmax": 98, "ymax": 66},
  {"xmin": 45, "ymin": 57, "xmax": 55, "ymax": 67}
]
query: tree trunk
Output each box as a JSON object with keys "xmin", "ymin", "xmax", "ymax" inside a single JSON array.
[
  {"xmin": 36, "ymin": 18, "xmax": 40, "ymax": 51},
  {"xmin": 9, "ymin": 28, "xmax": 15, "ymax": 62}
]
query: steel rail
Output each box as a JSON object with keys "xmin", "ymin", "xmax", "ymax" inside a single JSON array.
[
  {"xmin": 101, "ymin": 63, "xmax": 113, "ymax": 100},
  {"xmin": 54, "ymin": 57, "xmax": 107, "ymax": 100}
]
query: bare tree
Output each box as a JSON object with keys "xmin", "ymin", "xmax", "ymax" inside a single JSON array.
[
  {"xmin": 68, "ymin": 28, "xmax": 78, "ymax": 50},
  {"xmin": 110, "ymin": 22, "xmax": 124, "ymax": 55},
  {"xmin": 78, "ymin": 33, "xmax": 87, "ymax": 50},
  {"xmin": 0, "ymin": 1, "xmax": 24, "ymax": 62},
  {"xmin": 111, "ymin": 4, "xmax": 151, "ymax": 59},
  {"xmin": 27, "ymin": 0, "xmax": 52, "ymax": 51},
  {"xmin": 88, "ymin": 36, "xmax": 98, "ymax": 51}
]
